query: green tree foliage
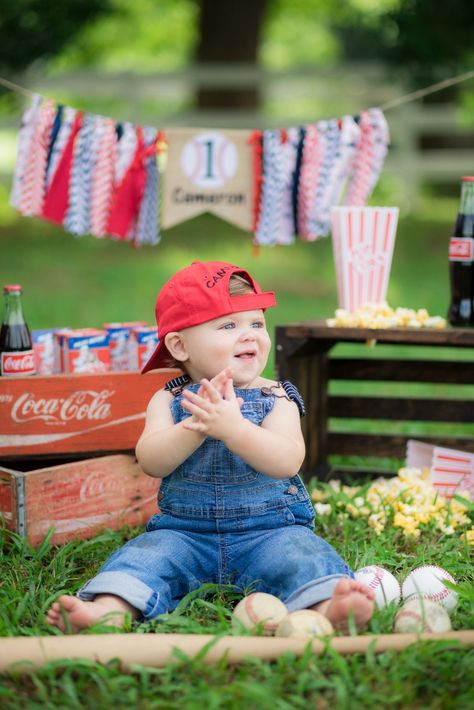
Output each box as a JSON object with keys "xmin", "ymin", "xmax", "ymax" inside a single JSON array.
[
  {"xmin": 327, "ymin": 0, "xmax": 474, "ymax": 82},
  {"xmin": 50, "ymin": 0, "xmax": 198, "ymax": 72},
  {"xmin": 384, "ymin": 0, "xmax": 474, "ymax": 74},
  {"xmin": 0, "ymin": 0, "xmax": 113, "ymax": 74}
]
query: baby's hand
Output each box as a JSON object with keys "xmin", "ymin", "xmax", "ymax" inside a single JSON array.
[
  {"xmin": 182, "ymin": 376, "xmax": 246, "ymax": 441},
  {"xmin": 198, "ymin": 366, "xmax": 232, "ymax": 399}
]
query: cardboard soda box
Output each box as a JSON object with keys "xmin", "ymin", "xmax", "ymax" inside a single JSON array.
[
  {"xmin": 103, "ymin": 322, "xmax": 147, "ymax": 371},
  {"xmin": 129, "ymin": 326, "xmax": 159, "ymax": 371},
  {"xmin": 32, "ymin": 329, "xmax": 67, "ymax": 375},
  {"xmin": 53, "ymin": 328, "xmax": 73, "ymax": 374},
  {"xmin": 62, "ymin": 329, "xmax": 111, "ymax": 374}
]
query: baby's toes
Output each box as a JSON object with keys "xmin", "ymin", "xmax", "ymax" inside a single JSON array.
[{"xmin": 357, "ymin": 581, "xmax": 375, "ymax": 599}]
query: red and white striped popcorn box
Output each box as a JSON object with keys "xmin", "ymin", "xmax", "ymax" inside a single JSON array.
[
  {"xmin": 406, "ymin": 439, "xmax": 474, "ymax": 499},
  {"xmin": 330, "ymin": 206, "xmax": 399, "ymax": 311},
  {"xmin": 431, "ymin": 446, "xmax": 474, "ymax": 499}
]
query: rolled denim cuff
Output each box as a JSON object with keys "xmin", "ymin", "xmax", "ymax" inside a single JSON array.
[
  {"xmin": 284, "ymin": 573, "xmax": 353, "ymax": 611},
  {"xmin": 77, "ymin": 571, "xmax": 157, "ymax": 616}
]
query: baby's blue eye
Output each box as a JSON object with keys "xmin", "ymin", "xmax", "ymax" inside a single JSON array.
[
  {"xmin": 251, "ymin": 322, "xmax": 264, "ymax": 328},
  {"xmin": 220, "ymin": 322, "xmax": 235, "ymax": 330}
]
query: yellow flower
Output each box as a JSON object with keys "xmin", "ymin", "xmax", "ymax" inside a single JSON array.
[
  {"xmin": 465, "ymin": 529, "xmax": 474, "ymax": 545},
  {"xmin": 403, "ymin": 527, "xmax": 421, "ymax": 539}
]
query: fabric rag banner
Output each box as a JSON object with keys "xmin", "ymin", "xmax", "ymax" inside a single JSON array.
[
  {"xmin": 162, "ymin": 128, "xmax": 254, "ymax": 231},
  {"xmin": 10, "ymin": 95, "xmax": 390, "ymax": 246}
]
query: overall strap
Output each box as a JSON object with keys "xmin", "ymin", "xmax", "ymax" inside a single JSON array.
[
  {"xmin": 261, "ymin": 381, "xmax": 306, "ymax": 417},
  {"xmin": 164, "ymin": 374, "xmax": 191, "ymax": 397},
  {"xmin": 281, "ymin": 380, "xmax": 306, "ymax": 416}
]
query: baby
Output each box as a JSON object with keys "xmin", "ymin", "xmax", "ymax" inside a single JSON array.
[{"xmin": 47, "ymin": 261, "xmax": 374, "ymax": 632}]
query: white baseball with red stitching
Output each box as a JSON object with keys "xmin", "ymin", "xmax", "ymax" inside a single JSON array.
[
  {"xmin": 275, "ymin": 610, "xmax": 334, "ymax": 638},
  {"xmin": 401, "ymin": 565, "xmax": 457, "ymax": 612},
  {"xmin": 394, "ymin": 597, "xmax": 452, "ymax": 633},
  {"xmin": 354, "ymin": 565, "xmax": 401, "ymax": 608},
  {"xmin": 232, "ymin": 593, "xmax": 288, "ymax": 635}
]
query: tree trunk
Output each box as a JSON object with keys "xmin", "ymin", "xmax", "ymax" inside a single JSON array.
[{"xmin": 195, "ymin": 0, "xmax": 268, "ymax": 110}]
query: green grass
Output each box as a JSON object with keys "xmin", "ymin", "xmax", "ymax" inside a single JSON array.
[{"xmin": 0, "ymin": 480, "xmax": 473, "ymax": 708}]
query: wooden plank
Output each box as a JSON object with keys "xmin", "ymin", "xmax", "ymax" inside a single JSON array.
[
  {"xmin": 281, "ymin": 351, "xmax": 332, "ymax": 482},
  {"xmin": 327, "ymin": 432, "xmax": 474, "ymax": 457},
  {"xmin": 275, "ymin": 328, "xmax": 332, "ymax": 379},
  {"xmin": 23, "ymin": 454, "xmax": 160, "ymax": 547},
  {"xmin": 307, "ymin": 352, "xmax": 329, "ymax": 477},
  {"xmin": 0, "ymin": 369, "xmax": 181, "ymax": 457},
  {"xmin": 329, "ymin": 358, "xmax": 474, "ymax": 384},
  {"xmin": 329, "ymin": 395, "xmax": 474, "ymax": 423},
  {"xmin": 0, "ymin": 468, "xmax": 17, "ymax": 532},
  {"xmin": 281, "ymin": 322, "xmax": 474, "ymax": 347}
]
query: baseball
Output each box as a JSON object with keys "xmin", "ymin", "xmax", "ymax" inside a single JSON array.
[
  {"xmin": 275, "ymin": 610, "xmax": 334, "ymax": 639},
  {"xmin": 354, "ymin": 565, "xmax": 401, "ymax": 608},
  {"xmin": 401, "ymin": 565, "xmax": 457, "ymax": 612},
  {"xmin": 394, "ymin": 597, "xmax": 452, "ymax": 634},
  {"xmin": 232, "ymin": 593, "xmax": 288, "ymax": 635}
]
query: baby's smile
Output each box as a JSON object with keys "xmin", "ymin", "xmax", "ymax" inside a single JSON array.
[{"xmin": 235, "ymin": 349, "xmax": 257, "ymax": 360}]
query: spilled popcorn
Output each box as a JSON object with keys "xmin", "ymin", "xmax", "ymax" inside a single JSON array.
[
  {"xmin": 326, "ymin": 302, "xmax": 446, "ymax": 329},
  {"xmin": 311, "ymin": 467, "xmax": 473, "ymax": 541}
]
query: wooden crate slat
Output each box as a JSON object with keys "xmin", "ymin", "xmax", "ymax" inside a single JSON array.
[
  {"xmin": 0, "ymin": 369, "xmax": 181, "ymax": 457},
  {"xmin": 327, "ymin": 432, "xmax": 474, "ymax": 457},
  {"xmin": 23, "ymin": 454, "xmax": 160, "ymax": 547},
  {"xmin": 329, "ymin": 395, "xmax": 474, "ymax": 423},
  {"xmin": 283, "ymin": 322, "xmax": 474, "ymax": 347},
  {"xmin": 0, "ymin": 468, "xmax": 17, "ymax": 533},
  {"xmin": 329, "ymin": 358, "xmax": 474, "ymax": 384}
]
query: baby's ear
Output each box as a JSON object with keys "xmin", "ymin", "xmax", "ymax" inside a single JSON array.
[{"xmin": 164, "ymin": 332, "xmax": 188, "ymax": 362}]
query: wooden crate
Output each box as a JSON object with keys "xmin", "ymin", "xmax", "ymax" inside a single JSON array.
[
  {"xmin": 276, "ymin": 322, "xmax": 474, "ymax": 481},
  {"xmin": 0, "ymin": 369, "xmax": 180, "ymax": 545},
  {"xmin": 0, "ymin": 454, "xmax": 160, "ymax": 546},
  {"xmin": 0, "ymin": 369, "xmax": 180, "ymax": 459}
]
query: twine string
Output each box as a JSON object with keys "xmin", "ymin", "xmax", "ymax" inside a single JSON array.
[
  {"xmin": 379, "ymin": 69, "xmax": 474, "ymax": 111},
  {"xmin": 1, "ymin": 69, "xmax": 474, "ymax": 116}
]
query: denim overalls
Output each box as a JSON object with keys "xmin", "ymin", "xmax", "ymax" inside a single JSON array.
[{"xmin": 78, "ymin": 380, "xmax": 353, "ymax": 618}]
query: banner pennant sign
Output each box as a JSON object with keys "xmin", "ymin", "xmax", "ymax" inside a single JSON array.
[
  {"xmin": 162, "ymin": 128, "xmax": 254, "ymax": 232},
  {"xmin": 11, "ymin": 96, "xmax": 390, "ymax": 247}
]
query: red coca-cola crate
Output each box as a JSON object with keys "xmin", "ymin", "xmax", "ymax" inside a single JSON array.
[
  {"xmin": 0, "ymin": 370, "xmax": 180, "ymax": 458},
  {"xmin": 0, "ymin": 454, "xmax": 160, "ymax": 546},
  {"xmin": 0, "ymin": 369, "xmax": 180, "ymax": 545}
]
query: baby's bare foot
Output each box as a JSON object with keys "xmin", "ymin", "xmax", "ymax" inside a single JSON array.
[
  {"xmin": 314, "ymin": 578, "xmax": 375, "ymax": 632},
  {"xmin": 46, "ymin": 594, "xmax": 137, "ymax": 632}
]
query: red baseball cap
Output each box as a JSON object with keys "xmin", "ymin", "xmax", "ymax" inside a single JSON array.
[{"xmin": 141, "ymin": 261, "xmax": 276, "ymax": 373}]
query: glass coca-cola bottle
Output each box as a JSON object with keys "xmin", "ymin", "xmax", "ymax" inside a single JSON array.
[
  {"xmin": 448, "ymin": 176, "xmax": 474, "ymax": 326},
  {"xmin": 0, "ymin": 284, "xmax": 36, "ymax": 376}
]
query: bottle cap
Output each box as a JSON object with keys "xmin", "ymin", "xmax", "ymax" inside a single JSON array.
[
  {"xmin": 461, "ymin": 176, "xmax": 474, "ymax": 182},
  {"xmin": 3, "ymin": 284, "xmax": 22, "ymax": 292}
]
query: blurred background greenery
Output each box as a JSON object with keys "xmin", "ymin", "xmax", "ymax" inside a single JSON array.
[{"xmin": 0, "ymin": 0, "xmax": 473, "ymax": 375}]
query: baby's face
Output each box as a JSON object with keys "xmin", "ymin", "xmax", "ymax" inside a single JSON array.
[{"xmin": 180, "ymin": 309, "xmax": 271, "ymax": 387}]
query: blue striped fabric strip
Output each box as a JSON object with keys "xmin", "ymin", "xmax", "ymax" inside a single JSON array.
[
  {"xmin": 64, "ymin": 112, "xmax": 95, "ymax": 236},
  {"xmin": 134, "ymin": 126, "xmax": 160, "ymax": 246}
]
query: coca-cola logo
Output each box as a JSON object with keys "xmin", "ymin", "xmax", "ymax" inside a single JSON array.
[
  {"xmin": 11, "ymin": 390, "xmax": 114, "ymax": 424},
  {"xmin": 80, "ymin": 470, "xmax": 122, "ymax": 502},
  {"xmin": 79, "ymin": 469, "xmax": 158, "ymax": 503},
  {"xmin": 1, "ymin": 351, "xmax": 36, "ymax": 375},
  {"xmin": 449, "ymin": 238, "xmax": 474, "ymax": 262}
]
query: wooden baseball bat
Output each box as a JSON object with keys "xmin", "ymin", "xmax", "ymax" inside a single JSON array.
[{"xmin": 1, "ymin": 631, "xmax": 473, "ymax": 673}]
